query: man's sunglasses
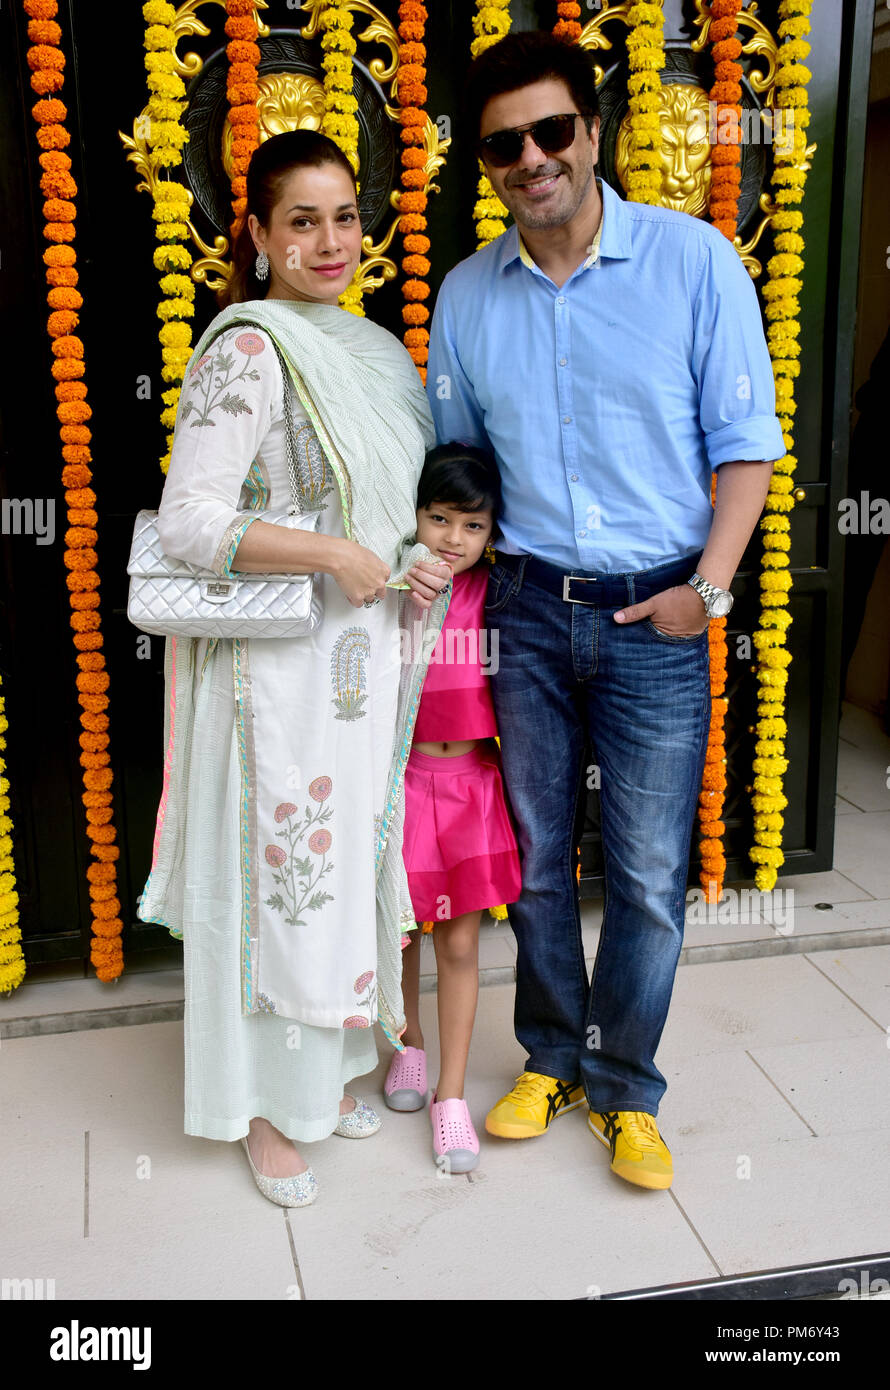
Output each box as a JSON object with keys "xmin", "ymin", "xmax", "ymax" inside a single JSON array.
[{"xmin": 478, "ymin": 113, "xmax": 586, "ymax": 168}]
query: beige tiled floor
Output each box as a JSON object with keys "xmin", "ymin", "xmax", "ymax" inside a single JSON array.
[
  {"xmin": 1, "ymin": 704, "xmax": 889, "ymax": 1299},
  {"xmin": 2, "ymin": 945, "xmax": 889, "ymax": 1300}
]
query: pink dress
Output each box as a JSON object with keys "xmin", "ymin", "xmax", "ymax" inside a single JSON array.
[{"xmin": 401, "ymin": 565, "xmax": 522, "ymax": 923}]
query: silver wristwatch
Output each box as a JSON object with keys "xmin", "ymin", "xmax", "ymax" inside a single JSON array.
[{"xmin": 687, "ymin": 572, "xmax": 734, "ymax": 618}]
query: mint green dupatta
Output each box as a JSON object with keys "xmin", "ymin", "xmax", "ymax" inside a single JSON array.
[{"xmin": 175, "ymin": 298, "xmax": 448, "ymax": 1049}]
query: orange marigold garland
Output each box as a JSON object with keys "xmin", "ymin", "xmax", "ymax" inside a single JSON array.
[
  {"xmin": 397, "ymin": 2, "xmax": 431, "ymax": 381},
  {"xmin": 707, "ymin": 0, "xmax": 743, "ymax": 239},
  {"xmin": 0, "ymin": 672, "xmax": 26, "ymax": 995},
  {"xmin": 224, "ymin": 0, "xmax": 260, "ymax": 238},
  {"xmin": 23, "ymin": 0, "xmax": 123, "ymax": 982},
  {"xmin": 471, "ymin": 0, "xmax": 513, "ymax": 249},
  {"xmin": 698, "ymin": 479, "xmax": 729, "ymax": 899},
  {"xmin": 697, "ymin": 0, "xmax": 742, "ymax": 901},
  {"xmin": 553, "ymin": 1, "xmax": 582, "ymax": 44}
]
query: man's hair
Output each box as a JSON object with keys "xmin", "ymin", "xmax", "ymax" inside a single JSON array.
[{"xmin": 464, "ymin": 30, "xmax": 600, "ymax": 144}]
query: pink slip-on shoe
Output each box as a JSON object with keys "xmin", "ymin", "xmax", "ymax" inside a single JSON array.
[
  {"xmin": 431, "ymin": 1096, "xmax": 480, "ymax": 1174},
  {"xmin": 384, "ymin": 1046, "xmax": 428, "ymax": 1112}
]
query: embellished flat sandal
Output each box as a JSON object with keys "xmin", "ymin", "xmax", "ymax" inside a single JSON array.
[
  {"xmin": 240, "ymin": 1135, "xmax": 318, "ymax": 1208},
  {"xmin": 333, "ymin": 1096, "xmax": 382, "ymax": 1138}
]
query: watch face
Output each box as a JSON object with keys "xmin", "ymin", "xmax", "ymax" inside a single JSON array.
[{"xmin": 710, "ymin": 592, "xmax": 734, "ymax": 618}]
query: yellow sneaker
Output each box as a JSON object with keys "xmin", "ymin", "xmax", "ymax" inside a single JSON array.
[
  {"xmin": 485, "ymin": 1071, "xmax": 585, "ymax": 1138},
  {"xmin": 588, "ymin": 1110, "xmax": 673, "ymax": 1190}
]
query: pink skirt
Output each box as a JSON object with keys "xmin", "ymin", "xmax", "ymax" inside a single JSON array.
[{"xmin": 402, "ymin": 743, "xmax": 522, "ymax": 922}]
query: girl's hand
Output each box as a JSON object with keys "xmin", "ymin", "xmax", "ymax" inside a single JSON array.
[
  {"xmin": 329, "ymin": 538, "xmax": 391, "ymax": 608},
  {"xmin": 406, "ymin": 560, "xmax": 451, "ymax": 611}
]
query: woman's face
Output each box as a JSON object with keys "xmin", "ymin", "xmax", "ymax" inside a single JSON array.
[{"xmin": 248, "ymin": 163, "xmax": 362, "ymax": 306}]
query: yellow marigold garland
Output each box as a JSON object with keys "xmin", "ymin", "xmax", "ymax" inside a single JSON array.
[
  {"xmin": 142, "ymin": 0, "xmax": 195, "ymax": 474},
  {"xmin": 471, "ymin": 0, "xmax": 512, "ymax": 249},
  {"xmin": 319, "ymin": 2, "xmax": 365, "ymax": 315},
  {"xmin": 397, "ymin": 2, "xmax": 431, "ymax": 381},
  {"xmin": 749, "ymin": 0, "xmax": 812, "ymax": 890},
  {"xmin": 0, "ymin": 673, "xmax": 26, "ymax": 994},
  {"xmin": 624, "ymin": 2, "xmax": 666, "ymax": 205},
  {"xmin": 24, "ymin": 0, "xmax": 123, "ymax": 982}
]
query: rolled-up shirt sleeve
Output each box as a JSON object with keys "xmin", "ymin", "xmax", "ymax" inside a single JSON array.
[
  {"xmin": 156, "ymin": 325, "xmax": 281, "ymax": 575},
  {"xmin": 692, "ymin": 232, "xmax": 786, "ymax": 468}
]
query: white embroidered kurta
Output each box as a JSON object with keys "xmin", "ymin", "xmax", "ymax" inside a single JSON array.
[{"xmin": 138, "ymin": 322, "xmax": 407, "ymax": 1138}]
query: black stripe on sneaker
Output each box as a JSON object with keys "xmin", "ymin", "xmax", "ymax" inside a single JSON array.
[
  {"xmin": 545, "ymin": 1080, "xmax": 579, "ymax": 1125},
  {"xmin": 601, "ymin": 1111, "xmax": 622, "ymax": 1160}
]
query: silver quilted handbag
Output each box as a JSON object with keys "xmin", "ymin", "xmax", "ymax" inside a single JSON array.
[{"xmin": 126, "ymin": 342, "xmax": 324, "ymax": 639}]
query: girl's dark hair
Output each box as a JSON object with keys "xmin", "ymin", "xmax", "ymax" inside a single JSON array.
[
  {"xmin": 464, "ymin": 30, "xmax": 600, "ymax": 145},
  {"xmin": 417, "ymin": 443, "xmax": 502, "ymax": 529},
  {"xmin": 218, "ymin": 130, "xmax": 359, "ymax": 308}
]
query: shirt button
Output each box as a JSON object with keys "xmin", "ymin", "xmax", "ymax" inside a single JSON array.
[
  {"xmin": 563, "ymin": 415, "xmax": 572, "ymax": 424},
  {"xmin": 557, "ymin": 296, "xmax": 566, "ymax": 305},
  {"xmin": 578, "ymin": 529, "xmax": 587, "ymax": 538},
  {"xmin": 570, "ymin": 473, "xmax": 579, "ymax": 482},
  {"xmin": 559, "ymin": 357, "xmax": 567, "ymax": 366}
]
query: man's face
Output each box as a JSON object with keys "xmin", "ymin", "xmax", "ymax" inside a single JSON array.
[{"xmin": 479, "ymin": 78, "xmax": 600, "ymax": 232}]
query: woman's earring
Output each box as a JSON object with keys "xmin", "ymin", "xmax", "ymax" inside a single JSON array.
[{"xmin": 255, "ymin": 249, "xmax": 269, "ymax": 281}]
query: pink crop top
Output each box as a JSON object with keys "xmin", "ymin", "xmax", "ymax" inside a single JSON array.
[{"xmin": 412, "ymin": 564, "xmax": 498, "ymax": 743}]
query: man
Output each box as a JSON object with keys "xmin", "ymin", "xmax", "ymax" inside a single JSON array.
[{"xmin": 422, "ymin": 32, "xmax": 784, "ymax": 1190}]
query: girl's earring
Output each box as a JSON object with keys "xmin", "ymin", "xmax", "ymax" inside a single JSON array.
[
  {"xmin": 255, "ymin": 249, "xmax": 270, "ymax": 281},
  {"xmin": 483, "ymin": 541, "xmax": 496, "ymax": 564}
]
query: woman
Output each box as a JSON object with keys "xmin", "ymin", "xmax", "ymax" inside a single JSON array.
[{"xmin": 138, "ymin": 130, "xmax": 451, "ymax": 1206}]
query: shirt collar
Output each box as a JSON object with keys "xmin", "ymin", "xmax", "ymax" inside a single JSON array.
[{"xmin": 500, "ymin": 176, "xmax": 633, "ymax": 275}]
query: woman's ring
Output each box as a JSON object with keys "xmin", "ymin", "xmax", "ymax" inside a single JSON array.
[{"xmin": 362, "ymin": 597, "xmax": 380, "ymax": 608}]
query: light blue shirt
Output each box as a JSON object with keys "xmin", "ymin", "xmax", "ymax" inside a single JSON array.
[{"xmin": 426, "ymin": 177, "xmax": 785, "ymax": 572}]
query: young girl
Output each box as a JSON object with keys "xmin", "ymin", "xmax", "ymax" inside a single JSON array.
[{"xmin": 384, "ymin": 443, "xmax": 522, "ymax": 1172}]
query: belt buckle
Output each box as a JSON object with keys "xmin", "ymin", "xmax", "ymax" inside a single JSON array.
[{"xmin": 562, "ymin": 575, "xmax": 598, "ymax": 605}]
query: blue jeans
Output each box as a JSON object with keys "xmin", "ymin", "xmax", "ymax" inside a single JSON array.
[{"xmin": 485, "ymin": 552, "xmax": 711, "ymax": 1116}]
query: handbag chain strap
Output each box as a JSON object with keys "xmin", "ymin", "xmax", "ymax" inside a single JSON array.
[{"xmin": 271, "ymin": 342, "xmax": 304, "ymax": 515}]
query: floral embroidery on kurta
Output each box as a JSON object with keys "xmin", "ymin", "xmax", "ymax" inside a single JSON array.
[
  {"xmin": 179, "ymin": 331, "xmax": 264, "ymax": 429},
  {"xmin": 293, "ymin": 421, "xmax": 335, "ymax": 511},
  {"xmin": 342, "ymin": 969, "xmax": 376, "ymax": 1027},
  {"xmin": 264, "ymin": 786, "xmax": 334, "ymax": 925},
  {"xmin": 330, "ymin": 626, "xmax": 370, "ymax": 721},
  {"xmin": 330, "ymin": 628, "xmax": 372, "ymax": 722}
]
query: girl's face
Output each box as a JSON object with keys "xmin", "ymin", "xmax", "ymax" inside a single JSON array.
[
  {"xmin": 415, "ymin": 501, "xmax": 494, "ymax": 575},
  {"xmin": 248, "ymin": 163, "xmax": 362, "ymax": 306}
]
